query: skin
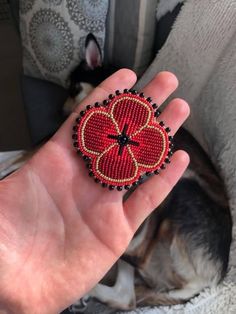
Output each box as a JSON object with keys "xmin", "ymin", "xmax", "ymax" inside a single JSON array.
[{"xmin": 0, "ymin": 70, "xmax": 190, "ymax": 314}]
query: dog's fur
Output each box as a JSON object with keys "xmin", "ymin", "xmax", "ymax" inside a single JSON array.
[
  {"xmin": 63, "ymin": 33, "xmax": 117, "ymax": 115},
  {"xmin": 66, "ymin": 33, "xmax": 232, "ymax": 311}
]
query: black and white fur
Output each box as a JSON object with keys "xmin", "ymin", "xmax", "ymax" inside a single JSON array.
[
  {"xmin": 66, "ymin": 33, "xmax": 232, "ymax": 312},
  {"xmin": 64, "ymin": 33, "xmax": 117, "ymax": 115}
]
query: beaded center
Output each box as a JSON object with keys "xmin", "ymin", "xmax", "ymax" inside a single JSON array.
[
  {"xmin": 117, "ymin": 134, "xmax": 129, "ymax": 145},
  {"xmin": 107, "ymin": 124, "xmax": 139, "ymax": 156}
]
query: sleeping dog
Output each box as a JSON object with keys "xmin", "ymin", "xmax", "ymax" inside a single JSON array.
[
  {"xmin": 65, "ymin": 33, "xmax": 232, "ymax": 311},
  {"xmin": 88, "ymin": 128, "xmax": 232, "ymax": 309}
]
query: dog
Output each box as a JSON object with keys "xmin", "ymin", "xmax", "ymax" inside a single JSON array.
[
  {"xmin": 65, "ymin": 33, "xmax": 232, "ymax": 312},
  {"xmin": 63, "ymin": 33, "xmax": 117, "ymax": 115}
]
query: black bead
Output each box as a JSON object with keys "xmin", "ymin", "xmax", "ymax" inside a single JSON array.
[
  {"xmin": 86, "ymin": 163, "xmax": 92, "ymax": 169},
  {"xmin": 139, "ymin": 175, "xmax": 144, "ymax": 182},
  {"xmin": 154, "ymin": 169, "xmax": 160, "ymax": 175},
  {"xmin": 77, "ymin": 149, "xmax": 82, "ymax": 155},
  {"xmin": 86, "ymin": 105, "xmax": 92, "ymax": 110},
  {"xmin": 76, "ymin": 117, "xmax": 81, "ymax": 123},
  {"xmin": 132, "ymin": 181, "xmax": 138, "ymax": 188},
  {"xmin": 168, "ymin": 151, "xmax": 173, "ymax": 157},
  {"xmin": 165, "ymin": 158, "xmax": 171, "ymax": 164},
  {"xmin": 109, "ymin": 94, "xmax": 114, "ymax": 99},
  {"xmin": 139, "ymin": 92, "xmax": 144, "ymax": 98},
  {"xmin": 83, "ymin": 155, "xmax": 90, "ymax": 161},
  {"xmin": 95, "ymin": 102, "xmax": 100, "ymax": 107},
  {"xmin": 147, "ymin": 97, "xmax": 152, "ymax": 102},
  {"xmin": 165, "ymin": 127, "xmax": 171, "ymax": 133},
  {"xmin": 115, "ymin": 90, "xmax": 120, "ymax": 95},
  {"xmin": 103, "ymin": 99, "xmax": 108, "ymax": 105},
  {"xmin": 146, "ymin": 171, "xmax": 151, "ymax": 176},
  {"xmin": 130, "ymin": 89, "xmax": 137, "ymax": 94},
  {"xmin": 154, "ymin": 110, "xmax": 161, "ymax": 117},
  {"xmin": 168, "ymin": 136, "xmax": 173, "ymax": 141},
  {"xmin": 152, "ymin": 103, "xmax": 158, "ymax": 109},
  {"xmin": 117, "ymin": 186, "xmax": 123, "ymax": 191},
  {"xmin": 102, "ymin": 183, "xmax": 108, "ymax": 188},
  {"xmin": 109, "ymin": 185, "xmax": 115, "ymax": 190},
  {"xmin": 72, "ymin": 134, "xmax": 77, "ymax": 140},
  {"xmin": 124, "ymin": 185, "xmax": 130, "ymax": 190},
  {"xmin": 95, "ymin": 178, "xmax": 100, "ymax": 183},
  {"xmin": 73, "ymin": 142, "xmax": 78, "ymax": 147},
  {"xmin": 124, "ymin": 89, "xmax": 129, "ymax": 93},
  {"xmin": 80, "ymin": 111, "xmax": 85, "ymax": 117},
  {"xmin": 170, "ymin": 143, "xmax": 174, "ymax": 148},
  {"xmin": 89, "ymin": 171, "xmax": 94, "ymax": 177},
  {"xmin": 73, "ymin": 125, "xmax": 78, "ymax": 132},
  {"xmin": 159, "ymin": 121, "xmax": 165, "ymax": 127},
  {"xmin": 161, "ymin": 164, "xmax": 166, "ymax": 169}
]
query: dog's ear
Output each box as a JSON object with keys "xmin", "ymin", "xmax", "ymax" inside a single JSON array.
[{"xmin": 85, "ymin": 33, "xmax": 102, "ymax": 70}]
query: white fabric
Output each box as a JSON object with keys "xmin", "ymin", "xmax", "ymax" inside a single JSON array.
[{"xmin": 81, "ymin": 282, "xmax": 236, "ymax": 314}]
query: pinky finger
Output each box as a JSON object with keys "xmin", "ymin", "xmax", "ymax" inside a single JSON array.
[{"xmin": 123, "ymin": 150, "xmax": 190, "ymax": 231}]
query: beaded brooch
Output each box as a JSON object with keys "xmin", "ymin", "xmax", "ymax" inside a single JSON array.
[{"xmin": 73, "ymin": 90, "xmax": 173, "ymax": 190}]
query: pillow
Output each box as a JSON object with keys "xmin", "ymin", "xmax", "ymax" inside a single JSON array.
[{"xmin": 19, "ymin": 0, "xmax": 109, "ymax": 87}]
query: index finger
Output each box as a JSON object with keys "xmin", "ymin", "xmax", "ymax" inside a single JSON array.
[{"xmin": 52, "ymin": 69, "xmax": 137, "ymax": 148}]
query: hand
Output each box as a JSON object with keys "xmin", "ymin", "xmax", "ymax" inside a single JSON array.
[{"xmin": 0, "ymin": 70, "xmax": 190, "ymax": 314}]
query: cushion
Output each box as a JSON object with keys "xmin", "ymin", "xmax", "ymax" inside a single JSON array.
[
  {"xmin": 22, "ymin": 75, "xmax": 68, "ymax": 145},
  {"xmin": 19, "ymin": 0, "xmax": 109, "ymax": 87}
]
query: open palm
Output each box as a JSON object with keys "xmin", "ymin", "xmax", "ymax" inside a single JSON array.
[{"xmin": 0, "ymin": 70, "xmax": 189, "ymax": 314}]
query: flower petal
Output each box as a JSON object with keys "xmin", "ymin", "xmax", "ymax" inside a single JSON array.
[
  {"xmin": 130, "ymin": 125, "xmax": 169, "ymax": 169},
  {"xmin": 109, "ymin": 94, "xmax": 152, "ymax": 135},
  {"xmin": 94, "ymin": 144, "xmax": 139, "ymax": 185},
  {"xmin": 78, "ymin": 110, "xmax": 118, "ymax": 156}
]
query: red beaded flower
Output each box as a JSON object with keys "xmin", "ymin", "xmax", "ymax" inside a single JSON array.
[{"xmin": 73, "ymin": 90, "xmax": 173, "ymax": 190}]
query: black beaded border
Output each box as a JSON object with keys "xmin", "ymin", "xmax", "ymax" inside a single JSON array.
[{"xmin": 72, "ymin": 89, "xmax": 174, "ymax": 191}]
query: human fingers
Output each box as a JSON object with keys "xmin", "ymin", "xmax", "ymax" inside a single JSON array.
[{"xmin": 141, "ymin": 71, "xmax": 179, "ymax": 105}]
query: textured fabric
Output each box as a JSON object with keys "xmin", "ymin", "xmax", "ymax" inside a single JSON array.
[
  {"xmin": 74, "ymin": 92, "xmax": 170, "ymax": 188},
  {"xmin": 135, "ymin": 0, "xmax": 236, "ymax": 312},
  {"xmin": 81, "ymin": 282, "xmax": 236, "ymax": 314},
  {"xmin": 19, "ymin": 0, "xmax": 109, "ymax": 87},
  {"xmin": 21, "ymin": 75, "xmax": 67, "ymax": 145},
  {"xmin": 104, "ymin": 0, "xmax": 157, "ymax": 76}
]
